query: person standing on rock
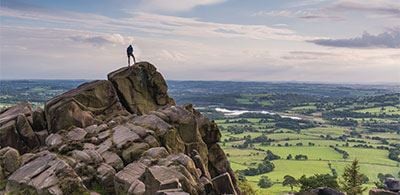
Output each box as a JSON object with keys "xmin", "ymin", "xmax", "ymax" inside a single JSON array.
[{"xmin": 127, "ymin": 45, "xmax": 136, "ymax": 66}]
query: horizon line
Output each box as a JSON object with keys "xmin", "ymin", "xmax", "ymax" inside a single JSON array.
[{"xmin": 0, "ymin": 79, "xmax": 399, "ymax": 86}]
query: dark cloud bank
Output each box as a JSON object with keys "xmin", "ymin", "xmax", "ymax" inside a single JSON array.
[{"xmin": 309, "ymin": 29, "xmax": 400, "ymax": 48}]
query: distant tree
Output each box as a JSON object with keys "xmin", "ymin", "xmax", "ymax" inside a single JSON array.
[
  {"xmin": 283, "ymin": 175, "xmax": 298, "ymax": 192},
  {"xmin": 287, "ymin": 154, "xmax": 293, "ymax": 160},
  {"xmin": 298, "ymin": 174, "xmax": 339, "ymax": 191},
  {"xmin": 295, "ymin": 154, "xmax": 308, "ymax": 160},
  {"xmin": 340, "ymin": 159, "xmax": 367, "ymax": 195},
  {"xmin": 264, "ymin": 150, "xmax": 280, "ymax": 161},
  {"xmin": 236, "ymin": 171, "xmax": 256, "ymax": 195},
  {"xmin": 241, "ymin": 161, "xmax": 275, "ymax": 176},
  {"xmin": 361, "ymin": 175, "xmax": 369, "ymax": 184},
  {"xmin": 258, "ymin": 176, "xmax": 273, "ymax": 188}
]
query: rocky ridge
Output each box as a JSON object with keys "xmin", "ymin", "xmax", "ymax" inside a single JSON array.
[{"xmin": 0, "ymin": 62, "xmax": 239, "ymax": 195}]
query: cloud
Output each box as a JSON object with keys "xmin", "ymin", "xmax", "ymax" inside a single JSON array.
[
  {"xmin": 253, "ymin": 9, "xmax": 343, "ymax": 21},
  {"xmin": 2, "ymin": 24, "xmax": 400, "ymax": 83},
  {"xmin": 281, "ymin": 51, "xmax": 337, "ymax": 60},
  {"xmin": 130, "ymin": 12, "xmax": 310, "ymax": 41},
  {"xmin": 254, "ymin": 0, "xmax": 400, "ymax": 21},
  {"xmin": 0, "ymin": 6, "xmax": 312, "ymax": 42},
  {"xmin": 1, "ymin": 2, "xmax": 399, "ymax": 83},
  {"xmin": 273, "ymin": 23, "xmax": 289, "ymax": 27},
  {"xmin": 332, "ymin": 0, "xmax": 400, "ymax": 18},
  {"xmin": 308, "ymin": 29, "xmax": 400, "ymax": 48},
  {"xmin": 69, "ymin": 34, "xmax": 133, "ymax": 47},
  {"xmin": 137, "ymin": 0, "xmax": 226, "ymax": 12}
]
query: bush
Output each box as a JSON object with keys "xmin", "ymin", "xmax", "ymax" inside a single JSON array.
[
  {"xmin": 295, "ymin": 154, "xmax": 308, "ymax": 160},
  {"xmin": 241, "ymin": 161, "xmax": 275, "ymax": 176},
  {"xmin": 330, "ymin": 146, "xmax": 349, "ymax": 159},
  {"xmin": 258, "ymin": 176, "xmax": 273, "ymax": 188},
  {"xmin": 264, "ymin": 150, "xmax": 281, "ymax": 161},
  {"xmin": 388, "ymin": 149, "xmax": 400, "ymax": 162},
  {"xmin": 298, "ymin": 174, "xmax": 339, "ymax": 191}
]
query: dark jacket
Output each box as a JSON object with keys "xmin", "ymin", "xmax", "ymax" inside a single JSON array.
[{"xmin": 127, "ymin": 45, "xmax": 133, "ymax": 54}]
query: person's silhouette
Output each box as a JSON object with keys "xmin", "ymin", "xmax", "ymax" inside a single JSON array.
[{"xmin": 127, "ymin": 45, "xmax": 136, "ymax": 66}]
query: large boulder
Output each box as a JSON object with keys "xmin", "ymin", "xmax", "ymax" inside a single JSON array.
[
  {"xmin": 0, "ymin": 103, "xmax": 42, "ymax": 153},
  {"xmin": 6, "ymin": 151, "xmax": 88, "ymax": 194},
  {"xmin": 369, "ymin": 189, "xmax": 399, "ymax": 195},
  {"xmin": 159, "ymin": 106, "xmax": 209, "ymax": 167},
  {"xmin": 0, "ymin": 147, "xmax": 21, "ymax": 179},
  {"xmin": 142, "ymin": 165, "xmax": 199, "ymax": 195},
  {"xmin": 107, "ymin": 62, "xmax": 175, "ymax": 115},
  {"xmin": 384, "ymin": 178, "xmax": 400, "ymax": 192},
  {"xmin": 296, "ymin": 187, "xmax": 345, "ymax": 195},
  {"xmin": 45, "ymin": 80, "xmax": 129, "ymax": 132},
  {"xmin": 208, "ymin": 143, "xmax": 240, "ymax": 194},
  {"xmin": 192, "ymin": 108, "xmax": 221, "ymax": 146},
  {"xmin": 211, "ymin": 172, "xmax": 237, "ymax": 195},
  {"xmin": 114, "ymin": 162, "xmax": 147, "ymax": 194},
  {"xmin": 32, "ymin": 107, "xmax": 47, "ymax": 131}
]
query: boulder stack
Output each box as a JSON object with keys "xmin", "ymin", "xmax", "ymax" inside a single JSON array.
[
  {"xmin": 0, "ymin": 61, "xmax": 239, "ymax": 195},
  {"xmin": 0, "ymin": 103, "xmax": 46, "ymax": 153},
  {"xmin": 45, "ymin": 80, "xmax": 129, "ymax": 132},
  {"xmin": 108, "ymin": 62, "xmax": 175, "ymax": 115}
]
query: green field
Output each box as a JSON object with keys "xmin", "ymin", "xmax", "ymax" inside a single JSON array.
[
  {"xmin": 217, "ymin": 114, "xmax": 400, "ymax": 194},
  {"xmin": 354, "ymin": 106, "xmax": 400, "ymax": 115}
]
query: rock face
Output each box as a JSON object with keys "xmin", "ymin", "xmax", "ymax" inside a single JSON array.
[
  {"xmin": 369, "ymin": 189, "xmax": 399, "ymax": 195},
  {"xmin": 6, "ymin": 151, "xmax": 88, "ymax": 194},
  {"xmin": 0, "ymin": 62, "xmax": 240, "ymax": 195},
  {"xmin": 296, "ymin": 187, "xmax": 345, "ymax": 195},
  {"xmin": 0, "ymin": 102, "xmax": 44, "ymax": 153},
  {"xmin": 108, "ymin": 62, "xmax": 175, "ymax": 115},
  {"xmin": 45, "ymin": 80, "xmax": 129, "ymax": 132},
  {"xmin": 384, "ymin": 178, "xmax": 400, "ymax": 192}
]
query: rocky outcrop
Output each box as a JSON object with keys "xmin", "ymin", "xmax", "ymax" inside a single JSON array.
[
  {"xmin": 369, "ymin": 189, "xmax": 399, "ymax": 195},
  {"xmin": 6, "ymin": 151, "xmax": 88, "ymax": 194},
  {"xmin": 369, "ymin": 178, "xmax": 400, "ymax": 195},
  {"xmin": 384, "ymin": 178, "xmax": 400, "ymax": 193},
  {"xmin": 0, "ymin": 62, "xmax": 239, "ymax": 194},
  {"xmin": 0, "ymin": 103, "xmax": 45, "ymax": 153},
  {"xmin": 108, "ymin": 62, "xmax": 175, "ymax": 115},
  {"xmin": 0, "ymin": 147, "xmax": 21, "ymax": 180},
  {"xmin": 296, "ymin": 187, "xmax": 345, "ymax": 195},
  {"xmin": 45, "ymin": 80, "xmax": 129, "ymax": 132}
]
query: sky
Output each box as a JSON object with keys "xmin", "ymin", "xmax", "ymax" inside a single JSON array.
[{"xmin": 0, "ymin": 0, "xmax": 399, "ymax": 83}]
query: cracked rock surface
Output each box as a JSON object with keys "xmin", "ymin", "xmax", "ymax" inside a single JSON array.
[{"xmin": 0, "ymin": 62, "xmax": 239, "ymax": 195}]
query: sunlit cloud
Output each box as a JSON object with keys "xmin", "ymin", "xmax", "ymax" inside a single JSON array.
[{"xmin": 69, "ymin": 34, "xmax": 134, "ymax": 47}]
